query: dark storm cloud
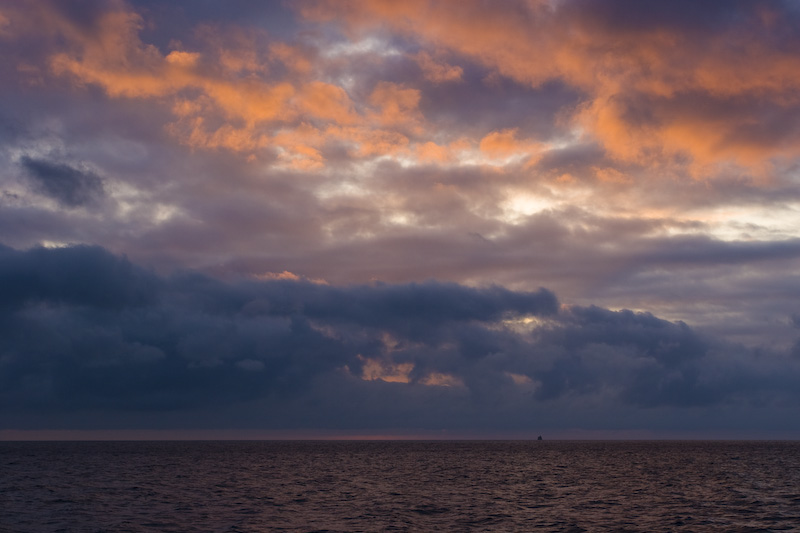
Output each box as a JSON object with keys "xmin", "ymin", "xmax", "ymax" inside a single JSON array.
[
  {"xmin": 0, "ymin": 244, "xmax": 156, "ymax": 310},
  {"xmin": 531, "ymin": 306, "xmax": 710, "ymax": 406},
  {"xmin": 1, "ymin": 244, "xmax": 799, "ymax": 433},
  {"xmin": 20, "ymin": 157, "xmax": 105, "ymax": 208},
  {"xmin": 0, "ymin": 244, "xmax": 554, "ymax": 417}
]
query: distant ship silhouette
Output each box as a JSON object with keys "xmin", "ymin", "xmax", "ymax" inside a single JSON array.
[{"xmin": 537, "ymin": 435, "xmax": 543, "ymax": 440}]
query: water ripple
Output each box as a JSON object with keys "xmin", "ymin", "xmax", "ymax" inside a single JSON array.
[{"xmin": 1, "ymin": 441, "xmax": 799, "ymax": 531}]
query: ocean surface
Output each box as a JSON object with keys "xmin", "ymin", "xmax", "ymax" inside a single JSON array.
[{"xmin": 2, "ymin": 440, "xmax": 799, "ymax": 532}]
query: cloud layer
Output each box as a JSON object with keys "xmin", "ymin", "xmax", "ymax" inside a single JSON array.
[{"xmin": 2, "ymin": 244, "xmax": 798, "ymax": 434}]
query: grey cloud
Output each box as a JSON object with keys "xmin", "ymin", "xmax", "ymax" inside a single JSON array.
[
  {"xmin": 531, "ymin": 306, "xmax": 710, "ymax": 406},
  {"xmin": 418, "ymin": 73, "xmax": 582, "ymax": 141},
  {"xmin": 535, "ymin": 143, "xmax": 607, "ymax": 174},
  {"xmin": 20, "ymin": 156, "xmax": 105, "ymax": 208},
  {"xmin": 0, "ymin": 244, "xmax": 157, "ymax": 310},
  {"xmin": 0, "ymin": 244, "xmax": 555, "ymax": 419},
  {"xmin": 1, "ymin": 244, "xmax": 798, "ymax": 433}
]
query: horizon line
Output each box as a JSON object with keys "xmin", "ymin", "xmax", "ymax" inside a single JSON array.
[{"xmin": 3, "ymin": 429, "xmax": 800, "ymax": 442}]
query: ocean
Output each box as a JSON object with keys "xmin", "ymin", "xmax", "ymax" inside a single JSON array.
[{"xmin": 2, "ymin": 440, "xmax": 799, "ymax": 531}]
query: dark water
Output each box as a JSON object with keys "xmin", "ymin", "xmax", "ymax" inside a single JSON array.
[{"xmin": 2, "ymin": 441, "xmax": 800, "ymax": 532}]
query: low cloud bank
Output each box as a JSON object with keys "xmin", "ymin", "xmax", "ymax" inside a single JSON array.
[{"xmin": 1, "ymin": 244, "xmax": 798, "ymax": 434}]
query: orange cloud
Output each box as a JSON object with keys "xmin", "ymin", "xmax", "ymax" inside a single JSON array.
[
  {"xmin": 280, "ymin": 144, "xmax": 325, "ymax": 170},
  {"xmin": 480, "ymin": 129, "xmax": 522, "ymax": 158},
  {"xmin": 28, "ymin": 0, "xmax": 800, "ymax": 175},
  {"xmin": 414, "ymin": 51, "xmax": 463, "ymax": 83},
  {"xmin": 257, "ymin": 270, "xmax": 302, "ymax": 281},
  {"xmin": 368, "ymin": 82, "xmax": 422, "ymax": 130},
  {"xmin": 296, "ymin": 81, "xmax": 358, "ymax": 125},
  {"xmin": 359, "ymin": 356, "xmax": 413, "ymax": 383},
  {"xmin": 164, "ymin": 50, "xmax": 200, "ymax": 68},
  {"xmin": 269, "ymin": 42, "xmax": 313, "ymax": 74},
  {"xmin": 17, "ymin": 3, "xmax": 470, "ymax": 167},
  {"xmin": 479, "ymin": 128, "xmax": 541, "ymax": 166},
  {"xmin": 415, "ymin": 141, "xmax": 450, "ymax": 164},
  {"xmin": 41, "ymin": 7, "xmax": 295, "ymax": 127},
  {"xmin": 302, "ymin": 0, "xmax": 800, "ymax": 175},
  {"xmin": 345, "ymin": 127, "xmax": 411, "ymax": 158},
  {"xmin": 272, "ymin": 123, "xmax": 328, "ymax": 168},
  {"xmin": 420, "ymin": 372, "xmax": 464, "ymax": 387},
  {"xmin": 505, "ymin": 372, "xmax": 533, "ymax": 386}
]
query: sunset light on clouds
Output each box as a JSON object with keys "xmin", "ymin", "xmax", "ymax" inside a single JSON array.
[{"xmin": 3, "ymin": 0, "xmax": 800, "ymax": 438}]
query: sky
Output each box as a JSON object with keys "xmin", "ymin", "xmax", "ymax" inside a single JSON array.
[{"xmin": 2, "ymin": 0, "xmax": 800, "ymax": 439}]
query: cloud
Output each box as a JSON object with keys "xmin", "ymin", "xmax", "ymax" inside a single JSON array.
[
  {"xmin": 301, "ymin": 0, "xmax": 800, "ymax": 174},
  {"xmin": 15, "ymin": 0, "xmax": 800, "ymax": 178},
  {"xmin": 0, "ymin": 244, "xmax": 553, "ymax": 424},
  {"xmin": 2, "ymin": 1, "xmax": 575, "ymax": 174},
  {"xmin": 413, "ymin": 51, "xmax": 463, "ymax": 84},
  {"xmin": 531, "ymin": 305, "xmax": 710, "ymax": 405},
  {"xmin": 1, "ymin": 244, "xmax": 798, "ymax": 433},
  {"xmin": 0, "ymin": 244, "xmax": 156, "ymax": 310},
  {"xmin": 2, "ymin": 2, "xmax": 436, "ymax": 168},
  {"xmin": 20, "ymin": 156, "xmax": 105, "ymax": 207}
]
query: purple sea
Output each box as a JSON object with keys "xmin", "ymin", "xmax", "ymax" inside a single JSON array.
[{"xmin": 2, "ymin": 440, "xmax": 800, "ymax": 531}]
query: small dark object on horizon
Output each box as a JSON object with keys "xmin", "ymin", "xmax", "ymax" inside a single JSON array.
[{"xmin": 538, "ymin": 435, "xmax": 543, "ymax": 440}]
